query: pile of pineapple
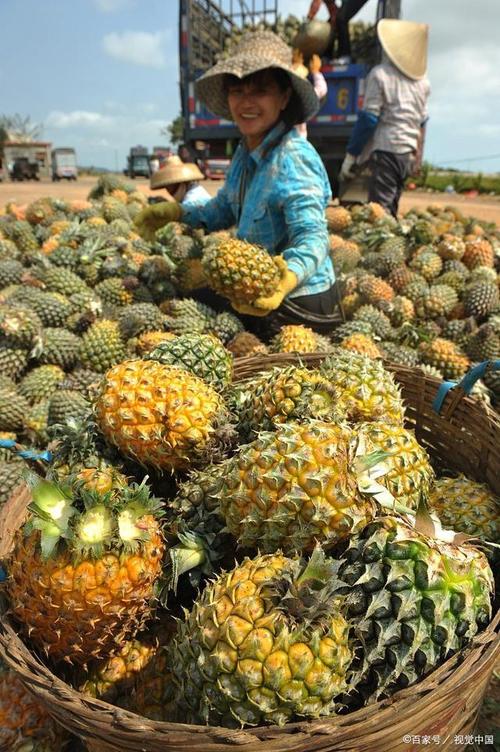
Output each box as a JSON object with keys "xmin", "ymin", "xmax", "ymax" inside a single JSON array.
[
  {"xmin": 0, "ymin": 178, "xmax": 498, "ymax": 747},
  {"xmin": 327, "ymin": 202, "xmax": 500, "ymax": 408}
]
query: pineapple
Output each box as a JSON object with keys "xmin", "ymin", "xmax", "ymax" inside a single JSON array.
[
  {"xmin": 47, "ymin": 389, "xmax": 91, "ymax": 428},
  {"xmin": 0, "ymin": 258, "xmax": 24, "ymax": 287},
  {"xmin": 227, "ymin": 365, "xmax": 338, "ymax": 441},
  {"xmin": 95, "ymin": 359, "xmax": 234, "ymax": 470},
  {"xmin": 337, "ymin": 515, "xmax": 493, "ymax": 703},
  {"xmin": 0, "ymin": 341, "xmax": 29, "ymax": 380},
  {"xmin": 380, "ymin": 341, "xmax": 419, "ymax": 367},
  {"xmin": 0, "ymin": 386, "xmax": 29, "ymax": 431},
  {"xmin": 414, "ymin": 284, "xmax": 459, "ymax": 319},
  {"xmin": 269, "ymin": 324, "xmax": 330, "ymax": 354},
  {"xmin": 161, "ymin": 297, "xmax": 218, "ymax": 334},
  {"xmin": 202, "ymin": 236, "xmax": 282, "ymax": 305},
  {"xmin": 170, "ymin": 549, "xmax": 352, "ymax": 727},
  {"xmin": 418, "ymin": 338, "xmax": 470, "ymax": 380},
  {"xmin": 12, "ymin": 289, "xmax": 73, "ymax": 327},
  {"xmin": 354, "ymin": 421, "xmax": 434, "ymax": 510},
  {"xmin": 7, "ymin": 477, "xmax": 165, "ymax": 664},
  {"xmin": 385, "ymin": 295, "xmax": 415, "ymax": 327},
  {"xmin": 320, "ymin": 350, "xmax": 406, "ymax": 425},
  {"xmin": 133, "ymin": 330, "xmax": 177, "ymax": 356},
  {"xmin": 34, "ymin": 265, "xmax": 89, "ymax": 296},
  {"xmin": 462, "ymin": 238, "xmax": 494, "ymax": 269},
  {"xmin": 37, "ymin": 327, "xmax": 80, "ymax": 370},
  {"xmin": 352, "ymin": 305, "xmax": 395, "ymax": 341},
  {"xmin": 339, "ymin": 332, "xmax": 383, "ymax": 359},
  {"xmin": 18, "ymin": 364, "xmax": 65, "ymax": 404},
  {"xmin": 326, "ymin": 205, "xmax": 352, "ymax": 232},
  {"xmin": 428, "ymin": 474, "xmax": 498, "ymax": 542},
  {"xmin": 409, "ymin": 250, "xmax": 443, "ymax": 281},
  {"xmin": 465, "ymin": 324, "xmax": 500, "ymax": 363},
  {"xmin": 358, "ymin": 274, "xmax": 395, "ymax": 305},
  {"xmin": 0, "ymin": 461, "xmax": 26, "ymax": 505},
  {"xmin": 463, "ymin": 280, "xmax": 499, "ymax": 320},
  {"xmin": 210, "ymin": 310, "xmax": 245, "ymax": 344},
  {"xmin": 79, "ymin": 320, "xmax": 127, "ymax": 373},
  {"xmin": 117, "ymin": 302, "xmax": 167, "ymax": 340},
  {"xmin": 226, "ymin": 331, "xmax": 268, "ymax": 357},
  {"xmin": 212, "ymin": 420, "xmax": 403, "ymax": 554},
  {"xmin": 437, "ymin": 234, "xmax": 465, "ymax": 260},
  {"xmin": 0, "ymin": 660, "xmax": 68, "ymax": 750},
  {"xmin": 147, "ymin": 332, "xmax": 233, "ymax": 391},
  {"xmin": 5, "ymin": 220, "xmax": 38, "ymax": 255},
  {"xmin": 0, "ymin": 304, "xmax": 43, "ymax": 347}
]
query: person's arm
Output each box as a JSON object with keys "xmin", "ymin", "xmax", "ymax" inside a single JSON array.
[
  {"xmin": 346, "ymin": 67, "xmax": 383, "ymax": 156},
  {"xmin": 307, "ymin": 0, "xmax": 323, "ymax": 20},
  {"xmin": 280, "ymin": 148, "xmax": 331, "ymax": 286},
  {"xmin": 182, "ymin": 182, "xmax": 235, "ymax": 231}
]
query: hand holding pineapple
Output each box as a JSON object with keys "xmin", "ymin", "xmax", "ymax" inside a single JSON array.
[{"xmin": 134, "ymin": 201, "xmax": 183, "ymax": 242}]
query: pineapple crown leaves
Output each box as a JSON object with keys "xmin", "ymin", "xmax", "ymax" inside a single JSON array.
[
  {"xmin": 268, "ymin": 547, "xmax": 345, "ymax": 633},
  {"xmin": 25, "ymin": 475, "xmax": 76, "ymax": 559},
  {"xmin": 162, "ymin": 529, "xmax": 215, "ymax": 598}
]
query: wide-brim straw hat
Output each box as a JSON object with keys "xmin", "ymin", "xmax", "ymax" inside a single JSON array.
[
  {"xmin": 195, "ymin": 30, "xmax": 319, "ymax": 124},
  {"xmin": 377, "ymin": 19, "xmax": 429, "ymax": 80},
  {"xmin": 150, "ymin": 156, "xmax": 204, "ymax": 190}
]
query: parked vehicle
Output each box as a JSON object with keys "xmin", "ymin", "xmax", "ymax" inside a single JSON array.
[
  {"xmin": 10, "ymin": 158, "xmax": 40, "ymax": 181},
  {"xmin": 125, "ymin": 146, "xmax": 151, "ymax": 178},
  {"xmin": 52, "ymin": 148, "xmax": 78, "ymax": 181},
  {"xmin": 179, "ymin": 0, "xmax": 401, "ymax": 195}
]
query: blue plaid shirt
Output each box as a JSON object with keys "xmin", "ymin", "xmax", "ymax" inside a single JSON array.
[{"xmin": 183, "ymin": 122, "xmax": 334, "ymax": 299}]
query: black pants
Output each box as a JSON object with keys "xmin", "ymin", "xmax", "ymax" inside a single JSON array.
[
  {"xmin": 336, "ymin": 0, "xmax": 370, "ymax": 58},
  {"xmin": 193, "ymin": 284, "xmax": 340, "ymax": 341},
  {"xmin": 368, "ymin": 149, "xmax": 411, "ymax": 218}
]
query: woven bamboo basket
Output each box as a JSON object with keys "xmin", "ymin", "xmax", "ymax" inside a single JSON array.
[{"xmin": 0, "ymin": 354, "xmax": 498, "ymax": 752}]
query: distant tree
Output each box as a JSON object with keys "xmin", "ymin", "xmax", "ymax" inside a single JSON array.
[
  {"xmin": 161, "ymin": 115, "xmax": 184, "ymax": 145},
  {"xmin": 0, "ymin": 114, "xmax": 42, "ymax": 142}
]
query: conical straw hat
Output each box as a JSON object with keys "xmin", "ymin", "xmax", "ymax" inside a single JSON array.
[
  {"xmin": 150, "ymin": 156, "xmax": 204, "ymax": 190},
  {"xmin": 377, "ymin": 19, "xmax": 429, "ymax": 80}
]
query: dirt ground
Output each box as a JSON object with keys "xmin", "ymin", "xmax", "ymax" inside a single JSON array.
[{"xmin": 1, "ymin": 175, "xmax": 500, "ymax": 224}]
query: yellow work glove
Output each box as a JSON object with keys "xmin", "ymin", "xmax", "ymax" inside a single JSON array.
[
  {"xmin": 134, "ymin": 201, "xmax": 183, "ymax": 242},
  {"xmin": 232, "ymin": 257, "xmax": 298, "ymax": 317},
  {"xmin": 309, "ymin": 54, "xmax": 322, "ymax": 74}
]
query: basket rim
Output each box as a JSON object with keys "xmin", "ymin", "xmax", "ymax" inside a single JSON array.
[{"xmin": 0, "ymin": 354, "xmax": 499, "ymax": 746}]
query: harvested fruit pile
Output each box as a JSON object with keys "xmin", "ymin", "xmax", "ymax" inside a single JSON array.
[
  {"xmin": 0, "ymin": 179, "xmax": 498, "ymax": 747},
  {"xmin": 327, "ymin": 202, "xmax": 500, "ymax": 408}
]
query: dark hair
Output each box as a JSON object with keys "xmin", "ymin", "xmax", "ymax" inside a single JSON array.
[{"xmin": 223, "ymin": 68, "xmax": 305, "ymax": 128}]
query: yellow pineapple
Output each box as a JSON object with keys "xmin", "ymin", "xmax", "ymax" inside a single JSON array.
[
  {"xmin": 202, "ymin": 236, "xmax": 282, "ymax": 305},
  {"xmin": 95, "ymin": 359, "xmax": 233, "ymax": 470},
  {"xmin": 7, "ymin": 477, "xmax": 165, "ymax": 665},
  {"xmin": 325, "ymin": 205, "xmax": 352, "ymax": 232},
  {"xmin": 269, "ymin": 324, "xmax": 331, "ymax": 354}
]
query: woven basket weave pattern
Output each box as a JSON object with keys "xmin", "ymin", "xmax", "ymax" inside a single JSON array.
[{"xmin": 0, "ymin": 354, "xmax": 498, "ymax": 752}]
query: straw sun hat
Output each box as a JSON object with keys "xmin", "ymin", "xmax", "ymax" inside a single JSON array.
[
  {"xmin": 377, "ymin": 19, "xmax": 429, "ymax": 80},
  {"xmin": 195, "ymin": 30, "xmax": 320, "ymax": 124},
  {"xmin": 150, "ymin": 156, "xmax": 204, "ymax": 191}
]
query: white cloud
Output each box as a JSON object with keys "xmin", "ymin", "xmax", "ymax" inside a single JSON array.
[
  {"xmin": 102, "ymin": 30, "xmax": 169, "ymax": 68},
  {"xmin": 93, "ymin": 0, "xmax": 134, "ymax": 12},
  {"xmin": 45, "ymin": 110, "xmax": 113, "ymax": 128}
]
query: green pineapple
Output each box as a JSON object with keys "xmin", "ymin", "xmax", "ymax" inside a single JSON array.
[
  {"xmin": 37, "ymin": 328, "xmax": 81, "ymax": 370},
  {"xmin": 36, "ymin": 265, "xmax": 89, "ymax": 296},
  {"xmin": 0, "ymin": 462, "xmax": 26, "ymax": 505},
  {"xmin": 6, "ymin": 220, "xmax": 39, "ymax": 255},
  {"xmin": 428, "ymin": 474, "xmax": 498, "ymax": 542},
  {"xmin": 463, "ymin": 280, "xmax": 499, "ymax": 320},
  {"xmin": 353, "ymin": 305, "xmax": 395, "ymax": 340},
  {"xmin": 409, "ymin": 250, "xmax": 443, "ymax": 281},
  {"xmin": 147, "ymin": 333, "xmax": 233, "ymax": 391},
  {"xmin": 414, "ymin": 284, "xmax": 459, "ymax": 319},
  {"xmin": 79, "ymin": 320, "xmax": 127, "ymax": 373},
  {"xmin": 18, "ymin": 365, "xmax": 65, "ymax": 404},
  {"xmin": 11, "ymin": 289, "xmax": 72, "ymax": 327},
  {"xmin": 211, "ymin": 311, "xmax": 245, "ymax": 344},
  {"xmin": 0, "ymin": 386, "xmax": 29, "ymax": 431},
  {"xmin": 0, "ymin": 304, "xmax": 42, "ymax": 347},
  {"xmin": 337, "ymin": 515, "xmax": 493, "ymax": 704},
  {"xmin": 47, "ymin": 389, "xmax": 91, "ymax": 428},
  {"xmin": 117, "ymin": 303, "xmax": 167, "ymax": 340},
  {"xmin": 0, "ymin": 259, "xmax": 24, "ymax": 288},
  {"xmin": 0, "ymin": 341, "xmax": 29, "ymax": 380}
]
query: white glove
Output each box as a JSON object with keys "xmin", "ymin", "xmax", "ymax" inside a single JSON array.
[{"xmin": 339, "ymin": 153, "xmax": 357, "ymax": 181}]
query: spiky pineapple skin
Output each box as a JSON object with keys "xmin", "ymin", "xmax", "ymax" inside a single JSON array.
[
  {"xmin": 428, "ymin": 475, "xmax": 499, "ymax": 542},
  {"xmin": 170, "ymin": 552, "xmax": 351, "ymax": 727},
  {"xmin": 8, "ymin": 516, "xmax": 164, "ymax": 665},
  {"xmin": 202, "ymin": 237, "xmax": 281, "ymax": 305},
  {"xmin": 95, "ymin": 359, "xmax": 231, "ymax": 470},
  {"xmin": 338, "ymin": 516, "xmax": 493, "ymax": 703},
  {"xmin": 79, "ymin": 319, "xmax": 127, "ymax": 373},
  {"xmin": 216, "ymin": 420, "xmax": 373, "ymax": 554},
  {"xmin": 320, "ymin": 350, "xmax": 406, "ymax": 425},
  {"xmin": 147, "ymin": 333, "xmax": 233, "ymax": 391}
]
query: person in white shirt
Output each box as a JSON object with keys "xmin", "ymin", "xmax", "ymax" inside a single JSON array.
[
  {"xmin": 150, "ymin": 155, "xmax": 211, "ymax": 206},
  {"xmin": 339, "ymin": 20, "xmax": 430, "ymax": 216}
]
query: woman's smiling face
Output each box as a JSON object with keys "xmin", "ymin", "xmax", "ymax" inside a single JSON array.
[{"xmin": 226, "ymin": 70, "xmax": 291, "ymax": 150}]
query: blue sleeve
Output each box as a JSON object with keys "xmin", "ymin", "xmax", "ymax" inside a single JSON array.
[
  {"xmin": 279, "ymin": 146, "xmax": 332, "ymax": 285},
  {"xmin": 347, "ymin": 110, "xmax": 379, "ymax": 156},
  {"xmin": 182, "ymin": 182, "xmax": 235, "ymax": 231}
]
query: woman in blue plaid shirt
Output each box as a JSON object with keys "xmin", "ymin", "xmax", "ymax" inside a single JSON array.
[{"xmin": 136, "ymin": 31, "xmax": 338, "ymax": 335}]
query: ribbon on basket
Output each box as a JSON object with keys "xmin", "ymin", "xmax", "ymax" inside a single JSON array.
[
  {"xmin": 433, "ymin": 359, "xmax": 500, "ymax": 413},
  {"xmin": 0, "ymin": 438, "xmax": 52, "ymax": 463}
]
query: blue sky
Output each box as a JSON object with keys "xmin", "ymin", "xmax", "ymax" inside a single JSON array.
[{"xmin": 1, "ymin": 0, "xmax": 499, "ymax": 173}]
